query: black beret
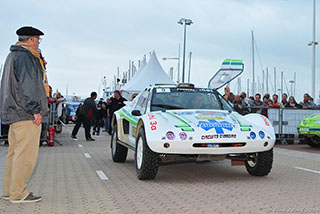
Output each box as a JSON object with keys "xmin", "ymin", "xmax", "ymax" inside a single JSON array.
[{"xmin": 16, "ymin": 26, "xmax": 44, "ymax": 36}]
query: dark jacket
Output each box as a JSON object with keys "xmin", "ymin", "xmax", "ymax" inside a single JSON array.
[
  {"xmin": 109, "ymin": 96, "xmax": 127, "ymax": 116},
  {"xmin": 80, "ymin": 97, "xmax": 97, "ymax": 119},
  {"xmin": 0, "ymin": 45, "xmax": 48, "ymax": 124}
]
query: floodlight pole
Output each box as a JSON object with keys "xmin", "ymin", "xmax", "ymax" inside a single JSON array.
[
  {"xmin": 311, "ymin": 0, "xmax": 317, "ymax": 98},
  {"xmin": 178, "ymin": 18, "xmax": 193, "ymax": 83}
]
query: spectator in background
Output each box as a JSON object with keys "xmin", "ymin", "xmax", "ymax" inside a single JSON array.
[
  {"xmin": 281, "ymin": 93, "xmax": 288, "ymax": 106},
  {"xmin": 65, "ymin": 105, "xmax": 72, "ymax": 124},
  {"xmin": 223, "ymin": 87, "xmax": 233, "ymax": 106},
  {"xmin": 285, "ymin": 96, "xmax": 301, "ymax": 109},
  {"xmin": 75, "ymin": 103, "xmax": 82, "ymax": 122},
  {"xmin": 71, "ymin": 92, "xmax": 98, "ymax": 141},
  {"xmin": 240, "ymin": 92, "xmax": 249, "ymax": 106},
  {"xmin": 251, "ymin": 93, "xmax": 266, "ymax": 113},
  {"xmin": 248, "ymin": 96, "xmax": 254, "ymax": 106},
  {"xmin": 233, "ymin": 95, "xmax": 248, "ymax": 115},
  {"xmin": 263, "ymin": 95, "xmax": 269, "ymax": 105},
  {"xmin": 316, "ymin": 95, "xmax": 320, "ymax": 109},
  {"xmin": 92, "ymin": 101, "xmax": 104, "ymax": 136},
  {"xmin": 103, "ymin": 99, "xmax": 111, "ymax": 133},
  {"xmin": 263, "ymin": 93, "xmax": 270, "ymax": 100},
  {"xmin": 267, "ymin": 99, "xmax": 280, "ymax": 108},
  {"xmin": 272, "ymin": 94, "xmax": 282, "ymax": 107},
  {"xmin": 108, "ymin": 90, "xmax": 127, "ymax": 135},
  {"xmin": 299, "ymin": 93, "xmax": 316, "ymax": 109}
]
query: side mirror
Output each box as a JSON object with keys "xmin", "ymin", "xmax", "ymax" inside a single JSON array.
[{"xmin": 131, "ymin": 110, "xmax": 142, "ymax": 116}]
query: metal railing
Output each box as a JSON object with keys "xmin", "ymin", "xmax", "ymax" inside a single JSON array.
[{"xmin": 247, "ymin": 107, "xmax": 320, "ymax": 144}]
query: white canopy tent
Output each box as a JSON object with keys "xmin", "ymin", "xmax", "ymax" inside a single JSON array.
[{"xmin": 122, "ymin": 51, "xmax": 175, "ymax": 99}]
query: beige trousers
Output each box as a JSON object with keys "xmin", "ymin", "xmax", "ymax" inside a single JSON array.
[{"xmin": 3, "ymin": 120, "xmax": 41, "ymax": 200}]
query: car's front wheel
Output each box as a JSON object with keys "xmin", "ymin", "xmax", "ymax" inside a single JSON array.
[
  {"xmin": 304, "ymin": 135, "xmax": 320, "ymax": 147},
  {"xmin": 111, "ymin": 124, "xmax": 128, "ymax": 162},
  {"xmin": 245, "ymin": 149, "xmax": 273, "ymax": 176},
  {"xmin": 135, "ymin": 127, "xmax": 159, "ymax": 180}
]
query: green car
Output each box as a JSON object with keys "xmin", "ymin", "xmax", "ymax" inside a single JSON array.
[{"xmin": 297, "ymin": 113, "xmax": 320, "ymax": 147}]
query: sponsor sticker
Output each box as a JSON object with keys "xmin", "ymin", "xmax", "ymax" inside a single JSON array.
[
  {"xmin": 260, "ymin": 115, "xmax": 270, "ymax": 126},
  {"xmin": 197, "ymin": 119, "xmax": 234, "ymax": 134},
  {"xmin": 156, "ymin": 88, "xmax": 171, "ymax": 93},
  {"xmin": 201, "ymin": 134, "xmax": 236, "ymax": 140}
]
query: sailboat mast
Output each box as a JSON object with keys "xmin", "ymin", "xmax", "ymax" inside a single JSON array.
[{"xmin": 251, "ymin": 30, "xmax": 255, "ymax": 96}]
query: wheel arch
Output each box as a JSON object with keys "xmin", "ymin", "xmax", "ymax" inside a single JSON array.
[{"xmin": 136, "ymin": 119, "xmax": 145, "ymax": 140}]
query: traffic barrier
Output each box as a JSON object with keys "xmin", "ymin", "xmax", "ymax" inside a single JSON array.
[{"xmin": 249, "ymin": 107, "xmax": 320, "ymax": 144}]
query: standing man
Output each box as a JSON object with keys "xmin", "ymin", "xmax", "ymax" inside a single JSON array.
[
  {"xmin": 0, "ymin": 26, "xmax": 48, "ymax": 203},
  {"xmin": 108, "ymin": 90, "xmax": 127, "ymax": 135},
  {"xmin": 71, "ymin": 92, "xmax": 97, "ymax": 141},
  {"xmin": 281, "ymin": 93, "xmax": 288, "ymax": 107}
]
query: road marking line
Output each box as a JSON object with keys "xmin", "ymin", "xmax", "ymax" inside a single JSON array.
[
  {"xmin": 294, "ymin": 167, "xmax": 320, "ymax": 175},
  {"xmin": 96, "ymin": 170, "xmax": 109, "ymax": 180},
  {"xmin": 78, "ymin": 144, "xmax": 83, "ymax": 148},
  {"xmin": 84, "ymin": 153, "xmax": 91, "ymax": 158}
]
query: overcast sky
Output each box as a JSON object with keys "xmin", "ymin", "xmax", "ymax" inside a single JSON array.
[{"xmin": 0, "ymin": 0, "xmax": 319, "ymax": 101}]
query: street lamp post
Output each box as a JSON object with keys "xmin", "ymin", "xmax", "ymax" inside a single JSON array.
[
  {"xmin": 308, "ymin": 0, "xmax": 318, "ymax": 99},
  {"xmin": 162, "ymin": 44, "xmax": 181, "ymax": 83},
  {"xmin": 178, "ymin": 18, "xmax": 193, "ymax": 83}
]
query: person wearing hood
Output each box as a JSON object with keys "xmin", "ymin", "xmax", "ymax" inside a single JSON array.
[{"xmin": 0, "ymin": 26, "xmax": 48, "ymax": 203}]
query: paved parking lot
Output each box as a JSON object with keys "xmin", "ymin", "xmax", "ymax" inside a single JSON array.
[{"xmin": 0, "ymin": 125, "xmax": 319, "ymax": 214}]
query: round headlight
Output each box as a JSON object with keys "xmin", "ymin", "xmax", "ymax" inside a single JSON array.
[
  {"xmin": 179, "ymin": 132, "xmax": 187, "ymax": 140},
  {"xmin": 250, "ymin": 132, "xmax": 256, "ymax": 140},
  {"xmin": 166, "ymin": 131, "xmax": 175, "ymax": 140},
  {"xmin": 259, "ymin": 131, "xmax": 265, "ymax": 139}
]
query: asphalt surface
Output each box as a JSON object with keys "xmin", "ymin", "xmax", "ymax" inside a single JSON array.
[{"xmin": 0, "ymin": 124, "xmax": 319, "ymax": 214}]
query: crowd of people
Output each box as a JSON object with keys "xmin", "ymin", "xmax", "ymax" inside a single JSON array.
[
  {"xmin": 223, "ymin": 86, "xmax": 320, "ymax": 116},
  {"xmin": 71, "ymin": 90, "xmax": 127, "ymax": 141}
]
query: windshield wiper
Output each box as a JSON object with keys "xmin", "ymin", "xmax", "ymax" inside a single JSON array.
[{"xmin": 151, "ymin": 104, "xmax": 184, "ymax": 110}]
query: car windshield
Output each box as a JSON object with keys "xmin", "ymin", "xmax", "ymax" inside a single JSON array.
[{"xmin": 150, "ymin": 87, "xmax": 233, "ymax": 111}]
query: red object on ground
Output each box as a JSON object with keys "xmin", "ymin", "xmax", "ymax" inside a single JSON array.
[{"xmin": 48, "ymin": 126, "xmax": 55, "ymax": 146}]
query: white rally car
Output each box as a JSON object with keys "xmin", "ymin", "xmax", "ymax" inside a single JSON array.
[{"xmin": 111, "ymin": 59, "xmax": 275, "ymax": 180}]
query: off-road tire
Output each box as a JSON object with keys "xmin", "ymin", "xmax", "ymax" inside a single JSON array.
[
  {"xmin": 111, "ymin": 124, "xmax": 128, "ymax": 162},
  {"xmin": 245, "ymin": 149, "xmax": 273, "ymax": 176},
  {"xmin": 135, "ymin": 127, "xmax": 159, "ymax": 180},
  {"xmin": 304, "ymin": 136, "xmax": 320, "ymax": 147}
]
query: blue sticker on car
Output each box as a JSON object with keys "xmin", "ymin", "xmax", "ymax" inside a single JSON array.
[{"xmin": 197, "ymin": 119, "xmax": 234, "ymax": 134}]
